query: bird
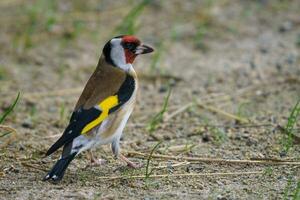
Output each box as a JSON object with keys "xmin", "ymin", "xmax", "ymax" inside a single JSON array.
[{"xmin": 43, "ymin": 35, "xmax": 154, "ymax": 182}]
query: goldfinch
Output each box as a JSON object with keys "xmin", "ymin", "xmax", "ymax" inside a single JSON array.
[{"xmin": 43, "ymin": 35, "xmax": 154, "ymax": 182}]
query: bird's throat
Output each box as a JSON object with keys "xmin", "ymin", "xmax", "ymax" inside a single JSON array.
[{"xmin": 124, "ymin": 49, "xmax": 137, "ymax": 64}]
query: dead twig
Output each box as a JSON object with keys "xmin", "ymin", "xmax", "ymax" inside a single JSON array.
[
  {"xmin": 0, "ymin": 125, "xmax": 18, "ymax": 148},
  {"xmin": 164, "ymin": 97, "xmax": 250, "ymax": 123},
  {"xmin": 20, "ymin": 162, "xmax": 48, "ymax": 172},
  {"xmin": 125, "ymin": 151, "xmax": 300, "ymax": 165},
  {"xmin": 164, "ymin": 77, "xmax": 296, "ymax": 122},
  {"xmin": 199, "ymin": 123, "xmax": 275, "ymax": 129},
  {"xmin": 164, "ymin": 103, "xmax": 193, "ymax": 122},
  {"xmin": 0, "ymin": 125, "xmax": 18, "ymax": 135},
  {"xmin": 158, "ymin": 144, "xmax": 196, "ymax": 154},
  {"xmin": 152, "ymin": 161, "xmax": 190, "ymax": 169},
  {"xmin": 43, "ymin": 133, "xmax": 62, "ymax": 139},
  {"xmin": 97, "ymin": 171, "xmax": 263, "ymax": 180},
  {"xmin": 196, "ymin": 101, "xmax": 249, "ymax": 123}
]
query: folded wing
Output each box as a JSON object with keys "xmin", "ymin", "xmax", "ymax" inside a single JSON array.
[{"xmin": 46, "ymin": 73, "xmax": 135, "ymax": 156}]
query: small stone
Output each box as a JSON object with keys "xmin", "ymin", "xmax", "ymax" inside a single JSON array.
[
  {"xmin": 250, "ymin": 60, "xmax": 256, "ymax": 69},
  {"xmin": 259, "ymin": 47, "xmax": 268, "ymax": 54},
  {"xmin": 202, "ymin": 133, "xmax": 210, "ymax": 142},
  {"xmin": 19, "ymin": 144, "xmax": 25, "ymax": 151},
  {"xmin": 279, "ymin": 151, "xmax": 287, "ymax": 157},
  {"xmin": 158, "ymin": 85, "xmax": 168, "ymax": 93},
  {"xmin": 246, "ymin": 139, "xmax": 256, "ymax": 146},
  {"xmin": 275, "ymin": 63, "xmax": 282, "ymax": 72},
  {"xmin": 279, "ymin": 21, "xmax": 293, "ymax": 33},
  {"xmin": 163, "ymin": 134, "xmax": 171, "ymax": 140},
  {"xmin": 21, "ymin": 120, "xmax": 33, "ymax": 129},
  {"xmin": 192, "ymin": 90, "xmax": 199, "ymax": 95},
  {"xmin": 286, "ymin": 54, "xmax": 296, "ymax": 65},
  {"xmin": 217, "ymin": 195, "xmax": 227, "ymax": 200}
]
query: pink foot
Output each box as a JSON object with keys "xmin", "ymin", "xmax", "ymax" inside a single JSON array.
[{"xmin": 119, "ymin": 154, "xmax": 143, "ymax": 169}]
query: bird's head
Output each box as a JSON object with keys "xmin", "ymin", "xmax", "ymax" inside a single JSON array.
[{"xmin": 103, "ymin": 35, "xmax": 154, "ymax": 71}]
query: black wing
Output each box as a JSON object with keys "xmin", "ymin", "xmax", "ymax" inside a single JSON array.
[
  {"xmin": 45, "ymin": 108, "xmax": 101, "ymax": 156},
  {"xmin": 45, "ymin": 75, "xmax": 135, "ymax": 156}
]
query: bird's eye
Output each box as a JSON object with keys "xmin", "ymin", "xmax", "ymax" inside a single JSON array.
[{"xmin": 123, "ymin": 42, "xmax": 136, "ymax": 51}]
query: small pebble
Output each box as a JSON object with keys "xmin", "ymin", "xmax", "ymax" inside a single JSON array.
[
  {"xmin": 21, "ymin": 120, "xmax": 33, "ymax": 129},
  {"xmin": 279, "ymin": 21, "xmax": 293, "ymax": 32},
  {"xmin": 202, "ymin": 133, "xmax": 210, "ymax": 142}
]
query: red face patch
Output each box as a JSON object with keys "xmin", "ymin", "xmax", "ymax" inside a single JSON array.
[
  {"xmin": 122, "ymin": 35, "xmax": 141, "ymax": 64},
  {"xmin": 124, "ymin": 49, "xmax": 137, "ymax": 64}
]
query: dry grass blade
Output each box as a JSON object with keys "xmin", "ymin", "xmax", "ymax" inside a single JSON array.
[
  {"xmin": 164, "ymin": 103, "xmax": 193, "ymax": 122},
  {"xmin": 196, "ymin": 101, "xmax": 249, "ymax": 123},
  {"xmin": 152, "ymin": 161, "xmax": 190, "ymax": 169},
  {"xmin": 0, "ymin": 125, "xmax": 18, "ymax": 134},
  {"xmin": 43, "ymin": 133, "xmax": 62, "ymax": 139},
  {"xmin": 164, "ymin": 77, "xmax": 295, "ymax": 122},
  {"xmin": 158, "ymin": 144, "xmax": 195, "ymax": 153},
  {"xmin": 97, "ymin": 171, "xmax": 263, "ymax": 180},
  {"xmin": 126, "ymin": 151, "xmax": 300, "ymax": 165},
  {"xmin": 164, "ymin": 99, "xmax": 250, "ymax": 123},
  {"xmin": 0, "ymin": 125, "xmax": 18, "ymax": 148},
  {"xmin": 20, "ymin": 162, "xmax": 48, "ymax": 172}
]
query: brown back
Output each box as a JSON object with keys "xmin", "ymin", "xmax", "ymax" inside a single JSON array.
[{"xmin": 75, "ymin": 55, "xmax": 126, "ymax": 110}]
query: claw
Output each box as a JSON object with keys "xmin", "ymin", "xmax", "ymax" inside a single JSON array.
[{"xmin": 119, "ymin": 154, "xmax": 143, "ymax": 169}]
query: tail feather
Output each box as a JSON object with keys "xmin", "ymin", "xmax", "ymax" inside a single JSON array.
[{"xmin": 43, "ymin": 153, "xmax": 76, "ymax": 182}]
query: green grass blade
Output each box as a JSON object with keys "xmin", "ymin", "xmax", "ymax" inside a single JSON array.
[
  {"xmin": 145, "ymin": 141, "xmax": 162, "ymax": 179},
  {"xmin": 293, "ymin": 181, "xmax": 300, "ymax": 200},
  {"xmin": 282, "ymin": 99, "xmax": 300, "ymax": 152},
  {"xmin": 0, "ymin": 92, "xmax": 20, "ymax": 124},
  {"xmin": 115, "ymin": 0, "xmax": 151, "ymax": 35},
  {"xmin": 147, "ymin": 87, "xmax": 172, "ymax": 133},
  {"xmin": 286, "ymin": 100, "xmax": 300, "ymax": 133},
  {"xmin": 0, "ymin": 131, "xmax": 11, "ymax": 138}
]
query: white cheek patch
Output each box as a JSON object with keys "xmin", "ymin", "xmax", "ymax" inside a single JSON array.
[
  {"xmin": 110, "ymin": 38, "xmax": 125, "ymax": 66},
  {"xmin": 110, "ymin": 38, "xmax": 132, "ymax": 71}
]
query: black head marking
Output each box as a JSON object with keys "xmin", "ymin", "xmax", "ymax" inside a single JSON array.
[{"xmin": 103, "ymin": 40, "xmax": 116, "ymax": 67}]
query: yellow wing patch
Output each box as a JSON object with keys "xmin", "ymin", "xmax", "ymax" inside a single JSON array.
[{"xmin": 81, "ymin": 95, "xmax": 118, "ymax": 134}]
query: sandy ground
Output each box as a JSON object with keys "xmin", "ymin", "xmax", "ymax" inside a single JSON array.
[{"xmin": 0, "ymin": 0, "xmax": 300, "ymax": 199}]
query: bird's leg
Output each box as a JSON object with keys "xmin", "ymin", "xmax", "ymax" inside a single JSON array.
[
  {"xmin": 112, "ymin": 139, "xmax": 142, "ymax": 169},
  {"xmin": 119, "ymin": 153, "xmax": 143, "ymax": 169},
  {"xmin": 87, "ymin": 150, "xmax": 106, "ymax": 166}
]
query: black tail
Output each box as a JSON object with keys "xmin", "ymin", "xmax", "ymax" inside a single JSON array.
[{"xmin": 43, "ymin": 153, "xmax": 76, "ymax": 182}]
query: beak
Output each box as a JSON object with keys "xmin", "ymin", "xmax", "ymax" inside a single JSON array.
[{"xmin": 135, "ymin": 44, "xmax": 154, "ymax": 55}]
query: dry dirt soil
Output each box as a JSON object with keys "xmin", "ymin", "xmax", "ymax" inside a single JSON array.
[{"xmin": 0, "ymin": 0, "xmax": 300, "ymax": 199}]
